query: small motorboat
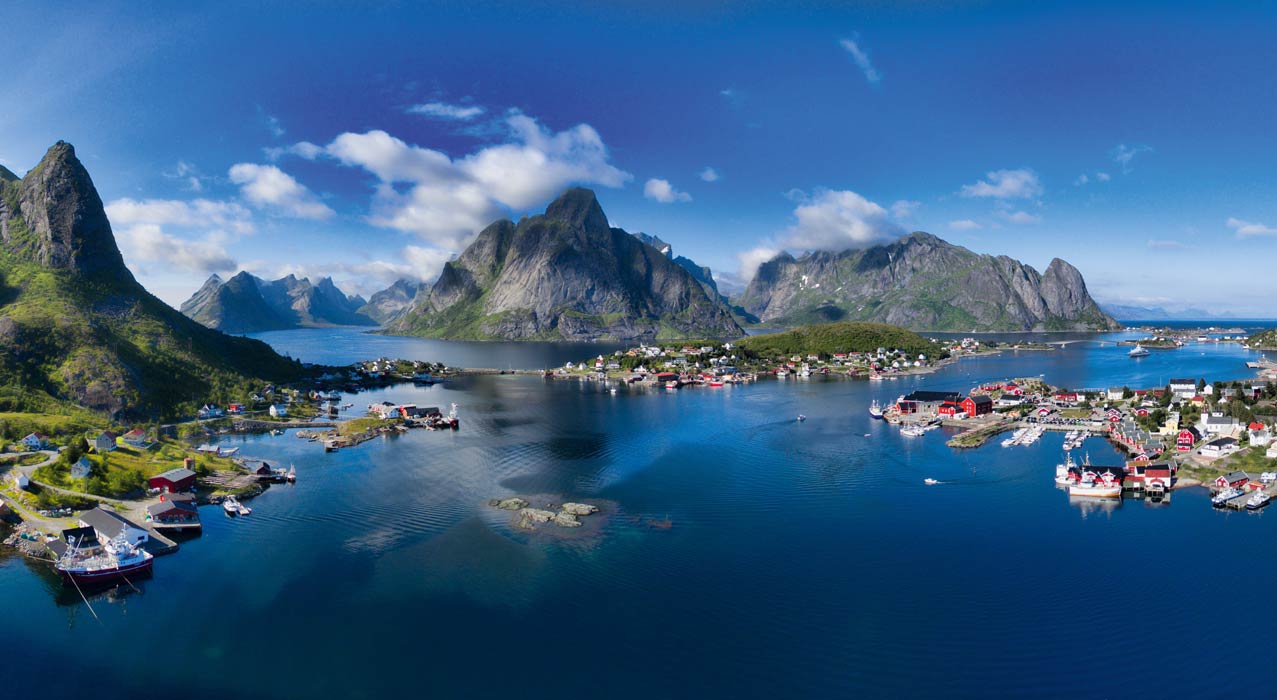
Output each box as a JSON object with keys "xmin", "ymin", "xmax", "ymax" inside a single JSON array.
[
  {"xmin": 796, "ymin": 414, "xmax": 807, "ymax": 422},
  {"xmin": 924, "ymin": 478, "xmax": 939, "ymax": 485},
  {"xmin": 1128, "ymin": 344, "xmax": 1150, "ymax": 358},
  {"xmin": 286, "ymin": 465, "xmax": 297, "ymax": 483},
  {"xmin": 1246, "ymin": 491, "xmax": 1271, "ymax": 511}
]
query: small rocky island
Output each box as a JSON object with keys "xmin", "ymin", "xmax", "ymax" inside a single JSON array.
[{"xmin": 490, "ymin": 497, "xmax": 600, "ymax": 530}]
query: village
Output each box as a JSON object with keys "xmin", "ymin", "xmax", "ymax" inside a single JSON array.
[
  {"xmin": 553, "ymin": 336, "xmax": 1036, "ymax": 388},
  {"xmin": 879, "ymin": 371, "xmax": 1277, "ymax": 508},
  {"xmin": 0, "ymin": 356, "xmax": 465, "ymax": 590}
]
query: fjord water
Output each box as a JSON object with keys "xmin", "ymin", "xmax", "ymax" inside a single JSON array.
[{"xmin": 3, "ymin": 331, "xmax": 1276, "ymax": 699}]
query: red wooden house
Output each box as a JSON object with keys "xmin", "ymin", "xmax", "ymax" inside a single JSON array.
[
  {"xmin": 149, "ymin": 467, "xmax": 196, "ymax": 493},
  {"xmin": 961, "ymin": 395, "xmax": 993, "ymax": 416}
]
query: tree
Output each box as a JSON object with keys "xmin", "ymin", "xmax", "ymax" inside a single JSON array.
[{"xmin": 1122, "ymin": 386, "xmax": 1134, "ymax": 400}]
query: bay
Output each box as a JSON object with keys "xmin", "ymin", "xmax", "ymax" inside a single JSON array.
[{"xmin": 3, "ymin": 329, "xmax": 1274, "ymax": 699}]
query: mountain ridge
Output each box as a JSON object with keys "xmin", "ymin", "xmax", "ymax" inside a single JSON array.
[
  {"xmin": 735, "ymin": 232, "xmax": 1119, "ymax": 332},
  {"xmin": 181, "ymin": 272, "xmax": 377, "ymax": 332}
]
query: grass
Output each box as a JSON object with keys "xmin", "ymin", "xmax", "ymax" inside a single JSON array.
[
  {"xmin": 339, "ymin": 416, "xmax": 396, "ymax": 436},
  {"xmin": 32, "ymin": 438, "xmax": 236, "ymax": 498},
  {"xmin": 738, "ymin": 321, "xmax": 938, "ymax": 360}
]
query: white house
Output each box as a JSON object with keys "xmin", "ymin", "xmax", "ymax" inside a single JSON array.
[
  {"xmin": 1268, "ymin": 442, "xmax": 1277, "ymax": 459},
  {"xmin": 13, "ymin": 473, "xmax": 29, "ymax": 490},
  {"xmin": 1168, "ymin": 378, "xmax": 1198, "ymax": 400},
  {"xmin": 1106, "ymin": 387, "xmax": 1125, "ymax": 402},
  {"xmin": 20, "ymin": 433, "xmax": 49, "ymax": 450},
  {"xmin": 92, "ymin": 431, "xmax": 117, "ymax": 453},
  {"xmin": 197, "ymin": 404, "xmax": 224, "ymax": 419},
  {"xmin": 1248, "ymin": 422, "xmax": 1272, "ymax": 446},
  {"xmin": 1200, "ymin": 436, "xmax": 1240, "ymax": 459},
  {"xmin": 1198, "ymin": 412, "xmax": 1238, "ymax": 436},
  {"xmin": 269, "ymin": 404, "xmax": 288, "ymax": 418},
  {"xmin": 70, "ymin": 457, "xmax": 93, "ymax": 480}
]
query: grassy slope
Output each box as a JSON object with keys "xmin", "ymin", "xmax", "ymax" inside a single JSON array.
[
  {"xmin": 737, "ymin": 321, "xmax": 937, "ymax": 359},
  {"xmin": 0, "ymin": 180, "xmax": 306, "ymax": 419}
]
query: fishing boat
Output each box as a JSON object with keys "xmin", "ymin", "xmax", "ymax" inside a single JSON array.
[
  {"xmin": 924, "ymin": 478, "xmax": 939, "ymax": 485},
  {"xmin": 222, "ymin": 496, "xmax": 252, "ymax": 516},
  {"xmin": 1055, "ymin": 454, "xmax": 1078, "ymax": 485},
  {"xmin": 1246, "ymin": 491, "xmax": 1272, "ymax": 510},
  {"xmin": 1128, "ymin": 344, "xmax": 1150, "ymax": 358},
  {"xmin": 1212, "ymin": 487, "xmax": 1242, "ymax": 507},
  {"xmin": 55, "ymin": 531, "xmax": 153, "ymax": 587},
  {"xmin": 286, "ymin": 465, "xmax": 296, "ymax": 483},
  {"xmin": 869, "ymin": 400, "xmax": 884, "ymax": 419},
  {"xmin": 1068, "ymin": 470, "xmax": 1121, "ymax": 498}
]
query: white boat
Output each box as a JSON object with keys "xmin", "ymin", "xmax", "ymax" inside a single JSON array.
[
  {"xmin": 1055, "ymin": 454, "xmax": 1077, "ymax": 485},
  {"xmin": 1069, "ymin": 470, "xmax": 1121, "ymax": 498},
  {"xmin": 286, "ymin": 465, "xmax": 297, "ymax": 483},
  {"xmin": 796, "ymin": 414, "xmax": 807, "ymax": 422},
  {"xmin": 1212, "ymin": 487, "xmax": 1242, "ymax": 507},
  {"xmin": 869, "ymin": 400, "xmax": 884, "ymax": 419},
  {"xmin": 901, "ymin": 424, "xmax": 926, "ymax": 437},
  {"xmin": 924, "ymin": 478, "xmax": 939, "ymax": 485},
  {"xmin": 222, "ymin": 496, "xmax": 252, "ymax": 516},
  {"xmin": 1247, "ymin": 491, "xmax": 1271, "ymax": 510},
  {"xmin": 1128, "ymin": 344, "xmax": 1150, "ymax": 357}
]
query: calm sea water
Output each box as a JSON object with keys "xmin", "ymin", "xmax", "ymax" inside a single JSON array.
[{"xmin": 3, "ymin": 330, "xmax": 1274, "ymax": 699}]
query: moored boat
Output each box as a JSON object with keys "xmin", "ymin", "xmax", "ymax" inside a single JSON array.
[
  {"xmin": 1246, "ymin": 491, "xmax": 1271, "ymax": 510},
  {"xmin": 1068, "ymin": 470, "xmax": 1121, "ymax": 498},
  {"xmin": 869, "ymin": 400, "xmax": 884, "ymax": 419},
  {"xmin": 1128, "ymin": 344, "xmax": 1150, "ymax": 357},
  {"xmin": 1212, "ymin": 487, "xmax": 1242, "ymax": 507},
  {"xmin": 55, "ymin": 531, "xmax": 153, "ymax": 587}
]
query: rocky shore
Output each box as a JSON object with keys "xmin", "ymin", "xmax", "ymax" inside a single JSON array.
[{"xmin": 490, "ymin": 497, "xmax": 601, "ymax": 530}]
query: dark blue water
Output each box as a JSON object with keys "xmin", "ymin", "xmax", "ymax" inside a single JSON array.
[{"xmin": 2, "ymin": 331, "xmax": 1272, "ymax": 699}]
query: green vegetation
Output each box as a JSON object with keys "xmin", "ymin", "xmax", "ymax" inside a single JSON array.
[
  {"xmin": 339, "ymin": 416, "xmax": 396, "ymax": 436},
  {"xmin": 1249, "ymin": 328, "xmax": 1277, "ymax": 349},
  {"xmin": 31, "ymin": 438, "xmax": 233, "ymax": 499},
  {"xmin": 737, "ymin": 321, "xmax": 940, "ymax": 360}
]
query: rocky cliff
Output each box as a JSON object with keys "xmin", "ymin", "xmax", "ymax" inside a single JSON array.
[
  {"xmin": 357, "ymin": 278, "xmax": 421, "ymax": 325},
  {"xmin": 387, "ymin": 188, "xmax": 743, "ymax": 341},
  {"xmin": 735, "ymin": 232, "xmax": 1120, "ymax": 332},
  {"xmin": 0, "ymin": 142, "xmax": 303, "ymax": 417},
  {"xmin": 181, "ymin": 272, "xmax": 376, "ymax": 332}
]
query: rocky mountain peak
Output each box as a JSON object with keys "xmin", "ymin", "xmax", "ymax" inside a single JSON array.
[
  {"xmin": 6, "ymin": 140, "xmax": 131, "ymax": 280},
  {"xmin": 543, "ymin": 187, "xmax": 609, "ymax": 231}
]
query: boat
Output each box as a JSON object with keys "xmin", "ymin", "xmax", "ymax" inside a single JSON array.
[
  {"xmin": 665, "ymin": 380, "xmax": 679, "ymax": 390},
  {"xmin": 222, "ymin": 496, "xmax": 252, "ymax": 516},
  {"xmin": 286, "ymin": 465, "xmax": 297, "ymax": 483},
  {"xmin": 1055, "ymin": 454, "xmax": 1077, "ymax": 485},
  {"xmin": 1246, "ymin": 491, "xmax": 1272, "ymax": 510},
  {"xmin": 54, "ymin": 531, "xmax": 153, "ymax": 587},
  {"xmin": 1128, "ymin": 344, "xmax": 1150, "ymax": 357},
  {"xmin": 796, "ymin": 414, "xmax": 807, "ymax": 422},
  {"xmin": 1212, "ymin": 487, "xmax": 1242, "ymax": 507},
  {"xmin": 709, "ymin": 380, "xmax": 723, "ymax": 387},
  {"xmin": 900, "ymin": 424, "xmax": 926, "ymax": 437},
  {"xmin": 869, "ymin": 400, "xmax": 884, "ymax": 419},
  {"xmin": 1068, "ymin": 470, "xmax": 1121, "ymax": 498},
  {"xmin": 924, "ymin": 478, "xmax": 939, "ymax": 485}
]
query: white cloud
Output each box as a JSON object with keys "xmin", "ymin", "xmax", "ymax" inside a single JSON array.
[
  {"xmin": 890, "ymin": 199, "xmax": 921, "ymax": 219},
  {"xmin": 114, "ymin": 224, "xmax": 237, "ymax": 275},
  {"xmin": 1227, "ymin": 217, "xmax": 1277, "ymax": 237},
  {"xmin": 960, "ymin": 168, "xmax": 1043, "ymax": 199},
  {"xmin": 265, "ymin": 114, "xmax": 285, "ymax": 138},
  {"xmin": 644, "ymin": 178, "xmax": 692, "ymax": 203},
  {"xmin": 1000, "ymin": 209, "xmax": 1041, "ymax": 225},
  {"xmin": 1095, "ymin": 172, "xmax": 1111, "ymax": 182},
  {"xmin": 228, "ymin": 163, "xmax": 335, "ymax": 220},
  {"xmin": 949, "ymin": 219, "xmax": 981, "ymax": 231},
  {"xmin": 1111, "ymin": 143, "xmax": 1153, "ymax": 174},
  {"xmin": 245, "ymin": 245, "xmax": 454, "ymax": 298},
  {"xmin": 737, "ymin": 246, "xmax": 780, "ymax": 281},
  {"xmin": 1074, "ymin": 174, "xmax": 1089, "ymax": 186},
  {"xmin": 105, "ymin": 198, "xmax": 249, "ymax": 276},
  {"xmin": 106, "ymin": 198, "xmax": 255, "ymax": 235},
  {"xmin": 264, "ymin": 141, "xmax": 324, "ymax": 162},
  {"xmin": 700, "ymin": 166, "xmax": 720, "ymax": 183},
  {"xmin": 781, "ymin": 189, "xmax": 903, "ymax": 250},
  {"xmin": 407, "ymin": 101, "xmax": 486, "ymax": 120},
  {"xmin": 839, "ymin": 36, "xmax": 881, "ymax": 85},
  {"xmin": 321, "ymin": 111, "xmax": 630, "ymax": 249}
]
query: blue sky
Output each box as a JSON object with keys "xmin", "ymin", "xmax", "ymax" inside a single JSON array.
[{"xmin": 3, "ymin": 1, "xmax": 1276, "ymax": 313}]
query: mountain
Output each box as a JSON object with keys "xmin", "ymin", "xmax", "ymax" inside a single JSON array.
[
  {"xmin": 1101, "ymin": 303, "xmax": 1237, "ymax": 322},
  {"xmin": 181, "ymin": 272, "xmax": 377, "ymax": 332},
  {"xmin": 631, "ymin": 231, "xmax": 721, "ymax": 298},
  {"xmin": 735, "ymin": 232, "xmax": 1120, "ymax": 332},
  {"xmin": 0, "ymin": 141, "xmax": 303, "ymax": 418},
  {"xmin": 386, "ymin": 188, "xmax": 743, "ymax": 341},
  {"xmin": 358, "ymin": 278, "xmax": 422, "ymax": 325}
]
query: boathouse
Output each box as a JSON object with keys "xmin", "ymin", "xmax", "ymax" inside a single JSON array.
[
  {"xmin": 146, "ymin": 497, "xmax": 200, "ymax": 530},
  {"xmin": 79, "ymin": 507, "xmax": 148, "ymax": 546},
  {"xmin": 149, "ymin": 467, "xmax": 197, "ymax": 493},
  {"xmin": 1214, "ymin": 471, "xmax": 1249, "ymax": 490},
  {"xmin": 960, "ymin": 395, "xmax": 993, "ymax": 417},
  {"xmin": 897, "ymin": 391, "xmax": 962, "ymax": 415},
  {"xmin": 1176, "ymin": 427, "xmax": 1200, "ymax": 451}
]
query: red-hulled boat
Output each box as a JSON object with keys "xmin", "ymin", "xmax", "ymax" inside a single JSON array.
[{"xmin": 55, "ymin": 531, "xmax": 153, "ymax": 587}]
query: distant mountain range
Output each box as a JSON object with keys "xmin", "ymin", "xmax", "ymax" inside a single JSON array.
[
  {"xmin": 387, "ymin": 188, "xmax": 742, "ymax": 341},
  {"xmin": 358, "ymin": 278, "xmax": 422, "ymax": 325},
  {"xmin": 181, "ymin": 272, "xmax": 378, "ymax": 333},
  {"xmin": 1099, "ymin": 303, "xmax": 1245, "ymax": 322},
  {"xmin": 735, "ymin": 232, "xmax": 1120, "ymax": 332},
  {"xmin": 0, "ymin": 142, "xmax": 302, "ymax": 418}
]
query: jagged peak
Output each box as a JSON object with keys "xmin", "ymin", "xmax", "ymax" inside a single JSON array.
[{"xmin": 544, "ymin": 187, "xmax": 609, "ymax": 230}]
